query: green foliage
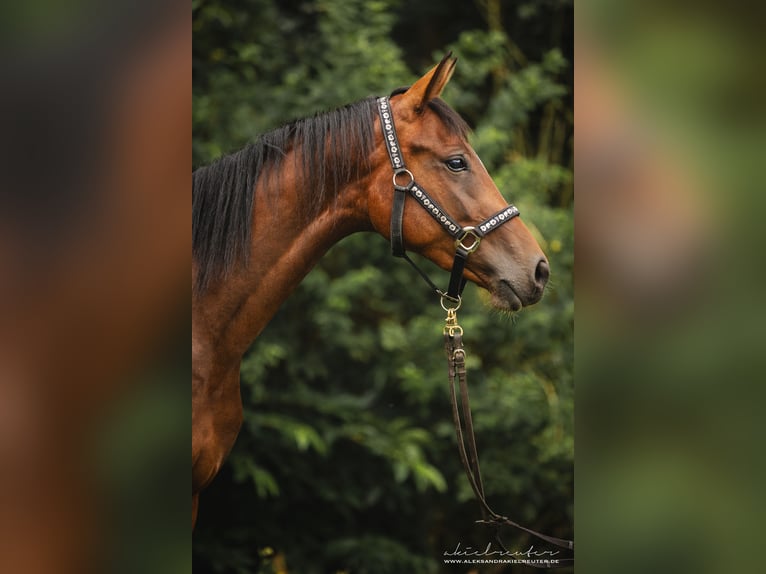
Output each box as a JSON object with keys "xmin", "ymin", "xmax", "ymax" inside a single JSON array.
[
  {"xmin": 193, "ymin": 1, "xmax": 572, "ymax": 572},
  {"xmin": 193, "ymin": 0, "xmax": 410, "ymax": 167}
]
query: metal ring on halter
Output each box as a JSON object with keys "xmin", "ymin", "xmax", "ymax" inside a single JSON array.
[
  {"xmin": 455, "ymin": 227, "xmax": 482, "ymax": 254},
  {"xmin": 392, "ymin": 168, "xmax": 414, "ymax": 190},
  {"xmin": 440, "ymin": 293, "xmax": 462, "ymax": 312}
]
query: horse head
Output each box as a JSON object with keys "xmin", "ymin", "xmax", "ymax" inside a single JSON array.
[{"xmin": 367, "ymin": 55, "xmax": 549, "ymax": 312}]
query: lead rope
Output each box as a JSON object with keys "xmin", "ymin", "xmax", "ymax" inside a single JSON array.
[{"xmin": 443, "ymin": 297, "xmax": 575, "ymax": 568}]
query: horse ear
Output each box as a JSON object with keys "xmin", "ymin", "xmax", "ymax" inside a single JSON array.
[{"xmin": 399, "ymin": 52, "xmax": 457, "ymax": 116}]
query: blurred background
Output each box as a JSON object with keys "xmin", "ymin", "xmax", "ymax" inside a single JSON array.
[
  {"xmin": 193, "ymin": 0, "xmax": 573, "ymax": 572},
  {"xmin": 0, "ymin": 1, "xmax": 189, "ymax": 573},
  {"xmin": 576, "ymin": 1, "xmax": 766, "ymax": 574}
]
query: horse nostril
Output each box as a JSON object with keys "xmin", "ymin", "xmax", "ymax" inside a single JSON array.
[{"xmin": 535, "ymin": 258, "xmax": 550, "ymax": 287}]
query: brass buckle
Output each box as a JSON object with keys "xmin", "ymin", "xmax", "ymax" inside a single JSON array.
[{"xmin": 455, "ymin": 227, "xmax": 481, "ymax": 254}]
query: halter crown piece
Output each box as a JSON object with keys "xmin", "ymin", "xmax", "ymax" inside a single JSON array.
[
  {"xmin": 377, "ymin": 96, "xmax": 574, "ymax": 568},
  {"xmin": 376, "ymin": 96, "xmax": 519, "ymax": 303}
]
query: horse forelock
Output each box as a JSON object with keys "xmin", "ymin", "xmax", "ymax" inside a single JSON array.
[
  {"xmin": 425, "ymin": 98, "xmax": 471, "ymax": 140},
  {"xmin": 389, "ymin": 86, "xmax": 471, "ymax": 140}
]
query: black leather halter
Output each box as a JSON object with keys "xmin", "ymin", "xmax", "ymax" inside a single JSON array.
[{"xmin": 376, "ymin": 96, "xmax": 519, "ymax": 302}]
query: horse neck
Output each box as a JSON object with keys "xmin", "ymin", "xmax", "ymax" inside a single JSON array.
[{"xmin": 195, "ymin": 160, "xmax": 374, "ymax": 364}]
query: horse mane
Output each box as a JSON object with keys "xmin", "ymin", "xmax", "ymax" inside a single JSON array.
[{"xmin": 192, "ymin": 93, "xmax": 469, "ymax": 295}]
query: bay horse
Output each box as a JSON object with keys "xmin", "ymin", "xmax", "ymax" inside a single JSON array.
[{"xmin": 192, "ymin": 55, "xmax": 549, "ymax": 526}]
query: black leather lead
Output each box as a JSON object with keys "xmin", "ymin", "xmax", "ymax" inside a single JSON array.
[{"xmin": 445, "ymin": 331, "xmax": 574, "ymax": 568}]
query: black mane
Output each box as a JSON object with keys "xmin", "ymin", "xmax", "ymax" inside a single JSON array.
[{"xmin": 192, "ymin": 94, "xmax": 469, "ymax": 295}]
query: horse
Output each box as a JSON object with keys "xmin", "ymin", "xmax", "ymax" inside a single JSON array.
[{"xmin": 192, "ymin": 54, "xmax": 549, "ymax": 527}]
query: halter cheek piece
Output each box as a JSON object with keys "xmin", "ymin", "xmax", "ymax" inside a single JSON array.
[
  {"xmin": 376, "ymin": 96, "xmax": 519, "ymax": 303},
  {"xmin": 377, "ymin": 96, "xmax": 574, "ymax": 567}
]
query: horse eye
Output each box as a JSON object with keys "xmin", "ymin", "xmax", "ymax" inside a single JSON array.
[{"xmin": 445, "ymin": 157, "xmax": 467, "ymax": 172}]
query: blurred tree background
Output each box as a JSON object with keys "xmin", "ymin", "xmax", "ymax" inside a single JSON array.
[{"xmin": 192, "ymin": 1, "xmax": 572, "ymax": 572}]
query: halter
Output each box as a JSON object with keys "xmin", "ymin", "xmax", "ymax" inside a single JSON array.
[
  {"xmin": 376, "ymin": 96, "xmax": 519, "ymax": 304},
  {"xmin": 377, "ymin": 96, "xmax": 574, "ymax": 567}
]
